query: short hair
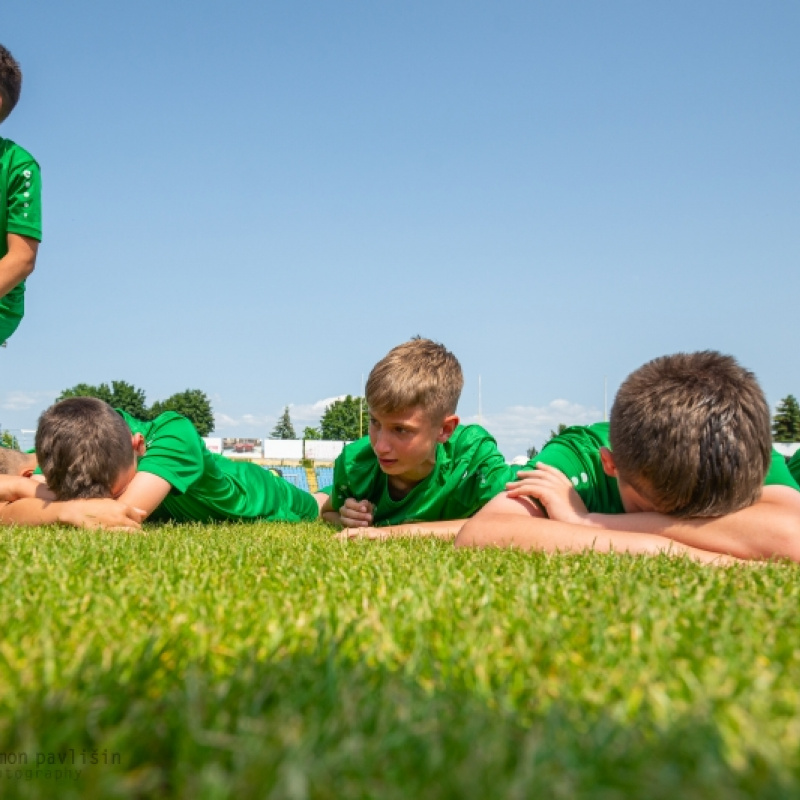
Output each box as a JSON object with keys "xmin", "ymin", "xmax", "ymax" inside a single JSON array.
[
  {"xmin": 35, "ymin": 397, "xmax": 134, "ymax": 500},
  {"xmin": 609, "ymin": 350, "xmax": 771, "ymax": 518},
  {"xmin": 0, "ymin": 447, "xmax": 29, "ymax": 476},
  {"xmin": 365, "ymin": 337, "xmax": 464, "ymax": 421},
  {"xmin": 0, "ymin": 44, "xmax": 22, "ymax": 123}
]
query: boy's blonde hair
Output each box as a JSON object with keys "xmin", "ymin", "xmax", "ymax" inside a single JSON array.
[
  {"xmin": 610, "ymin": 350, "xmax": 771, "ymax": 518},
  {"xmin": 36, "ymin": 397, "xmax": 134, "ymax": 500},
  {"xmin": 0, "ymin": 44, "xmax": 22, "ymax": 123},
  {"xmin": 366, "ymin": 337, "xmax": 463, "ymax": 421}
]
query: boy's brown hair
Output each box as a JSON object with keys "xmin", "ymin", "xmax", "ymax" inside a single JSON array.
[
  {"xmin": 35, "ymin": 397, "xmax": 134, "ymax": 500},
  {"xmin": 0, "ymin": 44, "xmax": 23, "ymax": 123},
  {"xmin": 366, "ymin": 337, "xmax": 464, "ymax": 422},
  {"xmin": 0, "ymin": 447, "xmax": 29, "ymax": 476},
  {"xmin": 609, "ymin": 350, "xmax": 772, "ymax": 518}
]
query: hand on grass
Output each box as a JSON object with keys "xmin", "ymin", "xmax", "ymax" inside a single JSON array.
[
  {"xmin": 339, "ymin": 498, "xmax": 375, "ymax": 528},
  {"xmin": 334, "ymin": 525, "xmax": 388, "ymax": 540},
  {"xmin": 57, "ymin": 499, "xmax": 147, "ymax": 531},
  {"xmin": 506, "ymin": 463, "xmax": 589, "ymax": 525}
]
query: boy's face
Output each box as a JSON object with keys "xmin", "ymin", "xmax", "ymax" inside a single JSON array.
[
  {"xmin": 109, "ymin": 434, "xmax": 145, "ymax": 499},
  {"xmin": 368, "ymin": 406, "xmax": 458, "ymax": 483},
  {"xmin": 600, "ymin": 447, "xmax": 659, "ymax": 514}
]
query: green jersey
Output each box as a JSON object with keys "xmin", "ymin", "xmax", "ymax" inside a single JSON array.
[
  {"xmin": 788, "ymin": 450, "xmax": 800, "ymax": 487},
  {"xmin": 329, "ymin": 424, "xmax": 516, "ymax": 526},
  {"xmin": 0, "ymin": 138, "xmax": 42, "ymax": 345},
  {"xmin": 524, "ymin": 422, "xmax": 800, "ymax": 514},
  {"xmin": 119, "ymin": 410, "xmax": 318, "ymax": 523}
]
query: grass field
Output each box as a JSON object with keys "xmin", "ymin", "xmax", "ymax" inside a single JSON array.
[{"xmin": 1, "ymin": 523, "xmax": 799, "ymax": 799}]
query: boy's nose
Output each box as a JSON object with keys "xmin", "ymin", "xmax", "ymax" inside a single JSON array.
[{"xmin": 372, "ymin": 431, "xmax": 391, "ymax": 456}]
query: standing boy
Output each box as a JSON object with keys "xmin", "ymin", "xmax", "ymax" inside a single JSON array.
[
  {"xmin": 317, "ymin": 337, "xmax": 517, "ymax": 538},
  {"xmin": 33, "ymin": 398, "xmax": 319, "ymax": 524},
  {"xmin": 456, "ymin": 351, "xmax": 800, "ymax": 562},
  {"xmin": 0, "ymin": 44, "xmax": 41, "ymax": 347}
]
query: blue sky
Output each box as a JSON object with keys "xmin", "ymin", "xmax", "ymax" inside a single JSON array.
[{"xmin": 2, "ymin": 1, "xmax": 798, "ymax": 457}]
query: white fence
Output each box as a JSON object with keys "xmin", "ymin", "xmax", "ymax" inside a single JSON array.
[
  {"xmin": 262, "ymin": 440, "xmax": 304, "ymax": 460},
  {"xmin": 304, "ymin": 440, "xmax": 350, "ymax": 461}
]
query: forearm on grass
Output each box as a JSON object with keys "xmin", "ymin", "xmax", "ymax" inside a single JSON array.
[
  {"xmin": 582, "ymin": 486, "xmax": 800, "ymax": 561},
  {"xmin": 338, "ymin": 519, "xmax": 467, "ymax": 540},
  {"xmin": 0, "ymin": 497, "xmax": 143, "ymax": 530},
  {"xmin": 455, "ymin": 513, "xmax": 739, "ymax": 565}
]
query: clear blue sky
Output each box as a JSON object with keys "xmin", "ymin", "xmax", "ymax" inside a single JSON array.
[{"xmin": 2, "ymin": 1, "xmax": 799, "ymax": 457}]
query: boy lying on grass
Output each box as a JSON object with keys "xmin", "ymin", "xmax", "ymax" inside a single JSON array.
[
  {"xmin": 316, "ymin": 337, "xmax": 517, "ymax": 538},
  {"xmin": 456, "ymin": 351, "xmax": 800, "ymax": 562},
  {"xmin": 0, "ymin": 448, "xmax": 144, "ymax": 530},
  {"xmin": 2, "ymin": 397, "xmax": 320, "ymax": 526}
]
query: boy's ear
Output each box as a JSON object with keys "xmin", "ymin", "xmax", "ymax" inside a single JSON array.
[
  {"xmin": 437, "ymin": 415, "xmax": 459, "ymax": 444},
  {"xmin": 599, "ymin": 447, "xmax": 618, "ymax": 477},
  {"xmin": 21, "ymin": 456, "xmax": 37, "ymax": 479},
  {"xmin": 132, "ymin": 433, "xmax": 146, "ymax": 457}
]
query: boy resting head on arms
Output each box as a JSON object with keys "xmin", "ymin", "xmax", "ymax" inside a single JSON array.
[
  {"xmin": 0, "ymin": 445, "xmax": 144, "ymax": 530},
  {"xmin": 457, "ymin": 351, "xmax": 800, "ymax": 562},
  {"xmin": 35, "ymin": 397, "xmax": 319, "ymax": 524},
  {"xmin": 317, "ymin": 337, "xmax": 517, "ymax": 538}
]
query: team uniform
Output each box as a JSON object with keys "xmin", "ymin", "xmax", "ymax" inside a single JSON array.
[
  {"xmin": 0, "ymin": 138, "xmax": 42, "ymax": 346},
  {"xmin": 523, "ymin": 422, "xmax": 800, "ymax": 513},
  {"xmin": 322, "ymin": 424, "xmax": 516, "ymax": 526},
  {"xmin": 788, "ymin": 450, "xmax": 800, "ymax": 488},
  {"xmin": 118, "ymin": 409, "xmax": 318, "ymax": 523}
]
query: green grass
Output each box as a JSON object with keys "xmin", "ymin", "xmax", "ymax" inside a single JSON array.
[{"xmin": 1, "ymin": 523, "xmax": 799, "ymax": 799}]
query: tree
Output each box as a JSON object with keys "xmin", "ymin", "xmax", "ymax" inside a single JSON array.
[
  {"xmin": 526, "ymin": 444, "xmax": 538, "ymax": 460},
  {"xmin": 303, "ymin": 426, "xmax": 321, "ymax": 440},
  {"xmin": 270, "ymin": 406, "xmax": 296, "ymax": 439},
  {"xmin": 150, "ymin": 389, "xmax": 215, "ymax": 436},
  {"xmin": 549, "ymin": 423, "xmax": 568, "ymax": 441},
  {"xmin": 319, "ymin": 395, "xmax": 367, "ymax": 441},
  {"xmin": 773, "ymin": 395, "xmax": 800, "ymax": 443},
  {"xmin": 1, "ymin": 426, "xmax": 19, "ymax": 449},
  {"xmin": 58, "ymin": 381, "xmax": 148, "ymax": 419}
]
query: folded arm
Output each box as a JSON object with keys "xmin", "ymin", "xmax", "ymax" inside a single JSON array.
[
  {"xmin": 0, "ymin": 234, "xmax": 38, "ymax": 298},
  {"xmin": 581, "ymin": 486, "xmax": 800, "ymax": 561},
  {"xmin": 117, "ymin": 472, "xmax": 172, "ymax": 519},
  {"xmin": 0, "ymin": 497, "xmax": 145, "ymax": 530},
  {"xmin": 455, "ymin": 507, "xmax": 738, "ymax": 564}
]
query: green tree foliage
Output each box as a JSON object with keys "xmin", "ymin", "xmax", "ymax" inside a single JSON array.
[
  {"xmin": 1, "ymin": 427, "xmax": 19, "ymax": 449},
  {"xmin": 548, "ymin": 423, "xmax": 568, "ymax": 441},
  {"xmin": 319, "ymin": 395, "xmax": 367, "ymax": 441},
  {"xmin": 526, "ymin": 445, "xmax": 538, "ymax": 460},
  {"xmin": 150, "ymin": 390, "xmax": 215, "ymax": 437},
  {"xmin": 58, "ymin": 381, "xmax": 148, "ymax": 418},
  {"xmin": 303, "ymin": 426, "xmax": 321, "ymax": 440},
  {"xmin": 772, "ymin": 395, "xmax": 800, "ymax": 443},
  {"xmin": 270, "ymin": 406, "xmax": 296, "ymax": 440}
]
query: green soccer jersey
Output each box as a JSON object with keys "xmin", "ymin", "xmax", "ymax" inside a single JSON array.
[
  {"xmin": 329, "ymin": 424, "xmax": 516, "ymax": 526},
  {"xmin": 0, "ymin": 138, "xmax": 42, "ymax": 345},
  {"xmin": 524, "ymin": 422, "xmax": 800, "ymax": 514},
  {"xmin": 788, "ymin": 450, "xmax": 800, "ymax": 487},
  {"xmin": 118, "ymin": 409, "xmax": 318, "ymax": 523}
]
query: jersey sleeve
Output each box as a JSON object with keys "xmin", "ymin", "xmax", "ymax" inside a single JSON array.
[
  {"xmin": 6, "ymin": 155, "xmax": 42, "ymax": 241},
  {"xmin": 330, "ymin": 437, "xmax": 377, "ymax": 511},
  {"xmin": 765, "ymin": 449, "xmax": 800, "ymax": 490},
  {"xmin": 447, "ymin": 431, "xmax": 516, "ymax": 517},
  {"xmin": 136, "ymin": 413, "xmax": 206, "ymax": 493}
]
